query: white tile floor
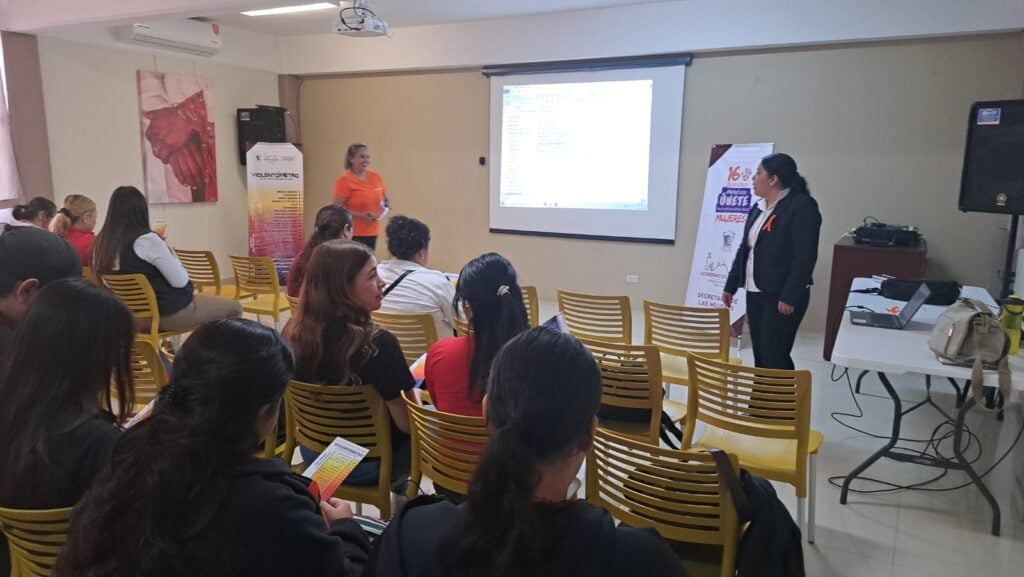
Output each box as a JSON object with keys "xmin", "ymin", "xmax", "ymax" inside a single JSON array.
[{"xmin": 273, "ymin": 302, "xmax": 1024, "ymax": 576}]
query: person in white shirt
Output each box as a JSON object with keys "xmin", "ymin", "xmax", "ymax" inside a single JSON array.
[{"xmin": 377, "ymin": 216, "xmax": 455, "ymax": 338}]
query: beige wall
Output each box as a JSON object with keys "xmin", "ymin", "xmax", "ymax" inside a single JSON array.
[
  {"xmin": 37, "ymin": 36, "xmax": 279, "ymax": 269},
  {"xmin": 301, "ymin": 34, "xmax": 1023, "ymax": 332}
]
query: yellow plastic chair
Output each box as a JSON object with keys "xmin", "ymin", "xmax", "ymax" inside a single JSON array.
[
  {"xmin": 81, "ymin": 267, "xmax": 97, "ymax": 285},
  {"xmin": 643, "ymin": 301, "xmax": 741, "ymax": 389},
  {"xmin": 116, "ymin": 338, "xmax": 168, "ymax": 414},
  {"xmin": 403, "ymin": 395, "xmax": 489, "ymax": 499},
  {"xmin": 521, "ymin": 285, "xmax": 539, "ymax": 327},
  {"xmin": 586, "ymin": 429, "xmax": 740, "ymax": 577},
  {"xmin": 580, "ymin": 338, "xmax": 686, "ymax": 445},
  {"xmin": 454, "ymin": 315, "xmax": 471, "ymax": 337},
  {"xmin": 282, "ymin": 380, "xmax": 396, "ymax": 519},
  {"xmin": 557, "ymin": 289, "xmax": 632, "ymax": 344},
  {"xmin": 286, "ymin": 294, "xmax": 301, "ymax": 315},
  {"xmin": 102, "ymin": 274, "xmax": 195, "ymax": 349},
  {"xmin": 371, "ymin": 311, "xmax": 439, "ymax": 367},
  {"xmin": 0, "ymin": 505, "xmax": 74, "ymax": 577},
  {"xmin": 683, "ymin": 353, "xmax": 822, "ymax": 543},
  {"xmin": 228, "ymin": 255, "xmax": 289, "ymax": 330},
  {"xmin": 173, "ymin": 248, "xmax": 239, "ymax": 298}
]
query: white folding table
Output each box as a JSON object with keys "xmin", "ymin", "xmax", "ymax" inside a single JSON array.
[{"xmin": 831, "ymin": 277, "xmax": 1024, "ymax": 536}]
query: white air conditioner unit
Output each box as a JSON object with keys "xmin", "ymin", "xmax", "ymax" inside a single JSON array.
[{"xmin": 114, "ymin": 20, "xmax": 222, "ymax": 57}]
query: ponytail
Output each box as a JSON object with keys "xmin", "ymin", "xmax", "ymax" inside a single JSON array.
[
  {"xmin": 447, "ymin": 328, "xmax": 602, "ymax": 577},
  {"xmin": 11, "ymin": 204, "xmax": 28, "ymax": 221},
  {"xmin": 449, "ymin": 426, "xmax": 542, "ymax": 577},
  {"xmin": 50, "ymin": 210, "xmax": 74, "ymax": 237},
  {"xmin": 761, "ymin": 152, "xmax": 811, "ymax": 196},
  {"xmin": 50, "ymin": 195, "xmax": 98, "ymax": 237},
  {"xmin": 10, "ymin": 197, "xmax": 57, "ymax": 223}
]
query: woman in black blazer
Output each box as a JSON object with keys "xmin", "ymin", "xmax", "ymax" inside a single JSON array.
[{"xmin": 722, "ymin": 153, "xmax": 822, "ymax": 370}]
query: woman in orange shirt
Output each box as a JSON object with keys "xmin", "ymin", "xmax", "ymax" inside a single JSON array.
[{"xmin": 333, "ymin": 142, "xmax": 389, "ymax": 250}]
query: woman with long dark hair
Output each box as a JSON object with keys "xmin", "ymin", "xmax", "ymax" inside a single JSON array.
[
  {"xmin": 287, "ymin": 204, "xmax": 353, "ymax": 297},
  {"xmin": 722, "ymin": 152, "xmax": 821, "ymax": 370},
  {"xmin": 0, "ymin": 278, "xmax": 135, "ymax": 509},
  {"xmin": 283, "ymin": 239, "xmax": 417, "ymax": 485},
  {"xmin": 91, "ymin": 185, "xmax": 241, "ymax": 331},
  {"xmin": 0, "ymin": 196, "xmax": 56, "ymax": 234},
  {"xmin": 367, "ymin": 328, "xmax": 682, "ymax": 577},
  {"xmin": 56, "ymin": 319, "xmax": 372, "ymax": 577},
  {"xmin": 424, "ymin": 253, "xmax": 529, "ymax": 416}
]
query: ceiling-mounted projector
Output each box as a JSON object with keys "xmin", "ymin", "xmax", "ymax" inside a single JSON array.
[{"xmin": 333, "ymin": 0, "xmax": 390, "ymax": 37}]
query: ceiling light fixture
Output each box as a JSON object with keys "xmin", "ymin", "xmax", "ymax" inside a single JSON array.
[{"xmin": 242, "ymin": 3, "xmax": 337, "ymax": 17}]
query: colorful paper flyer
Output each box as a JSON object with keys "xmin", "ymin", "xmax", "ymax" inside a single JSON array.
[
  {"xmin": 409, "ymin": 352, "xmax": 427, "ymax": 382},
  {"xmin": 123, "ymin": 398, "xmax": 157, "ymax": 429},
  {"xmin": 302, "ymin": 437, "xmax": 369, "ymax": 499}
]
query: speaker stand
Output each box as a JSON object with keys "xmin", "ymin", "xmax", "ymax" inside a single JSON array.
[{"xmin": 1001, "ymin": 214, "xmax": 1020, "ymax": 301}]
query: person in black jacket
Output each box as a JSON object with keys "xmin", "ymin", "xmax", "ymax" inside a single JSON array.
[
  {"xmin": 722, "ymin": 153, "xmax": 822, "ymax": 370},
  {"xmin": 56, "ymin": 319, "xmax": 372, "ymax": 577},
  {"xmin": 365, "ymin": 327, "xmax": 683, "ymax": 577}
]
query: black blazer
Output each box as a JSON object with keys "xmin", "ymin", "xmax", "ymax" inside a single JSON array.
[{"xmin": 724, "ymin": 192, "xmax": 822, "ymax": 306}]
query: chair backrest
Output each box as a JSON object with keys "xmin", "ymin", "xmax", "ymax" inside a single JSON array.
[
  {"xmin": 586, "ymin": 429, "xmax": 739, "ymax": 577},
  {"xmin": 404, "ymin": 396, "xmax": 490, "ymax": 496},
  {"xmin": 371, "ymin": 311, "xmax": 439, "ymax": 366},
  {"xmin": 579, "ymin": 337, "xmax": 663, "ymax": 443},
  {"xmin": 173, "ymin": 248, "xmax": 222, "ymax": 294},
  {"xmin": 521, "ymin": 285, "xmax": 539, "ymax": 326},
  {"xmin": 81, "ymin": 266, "xmax": 97, "ymax": 285},
  {"xmin": 557, "ymin": 289, "xmax": 632, "ymax": 344},
  {"xmin": 284, "ymin": 380, "xmax": 391, "ymax": 460},
  {"xmin": 684, "ymin": 353, "xmax": 811, "ymax": 455},
  {"xmin": 286, "ymin": 294, "xmax": 301, "ymax": 314},
  {"xmin": 643, "ymin": 300, "xmax": 730, "ymax": 361},
  {"xmin": 0, "ymin": 505, "xmax": 74, "ymax": 577},
  {"xmin": 454, "ymin": 315, "xmax": 471, "ymax": 337},
  {"xmin": 102, "ymin": 273, "xmax": 160, "ymax": 344},
  {"xmin": 127, "ymin": 338, "xmax": 168, "ymax": 412},
  {"xmin": 227, "ymin": 255, "xmax": 280, "ymax": 298}
]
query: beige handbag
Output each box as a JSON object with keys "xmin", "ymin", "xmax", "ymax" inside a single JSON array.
[{"xmin": 927, "ymin": 298, "xmax": 1011, "ymax": 407}]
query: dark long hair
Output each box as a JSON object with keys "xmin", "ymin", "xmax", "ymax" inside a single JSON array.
[
  {"xmin": 0, "ymin": 278, "xmax": 135, "ymax": 505},
  {"xmin": 91, "ymin": 186, "xmax": 151, "ymax": 277},
  {"xmin": 11, "ymin": 196, "xmax": 56, "ymax": 223},
  {"xmin": 287, "ymin": 205, "xmax": 353, "ymax": 297},
  {"xmin": 449, "ymin": 328, "xmax": 602, "ymax": 577},
  {"xmin": 761, "ymin": 153, "xmax": 811, "ymax": 196},
  {"xmin": 283, "ymin": 240, "xmax": 378, "ymax": 384},
  {"xmin": 454, "ymin": 253, "xmax": 529, "ymax": 401},
  {"xmin": 55, "ymin": 319, "xmax": 294, "ymax": 577}
]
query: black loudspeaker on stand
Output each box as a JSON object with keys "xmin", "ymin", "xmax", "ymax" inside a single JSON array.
[
  {"xmin": 236, "ymin": 106, "xmax": 287, "ymax": 165},
  {"xmin": 959, "ymin": 99, "xmax": 1024, "ymax": 299}
]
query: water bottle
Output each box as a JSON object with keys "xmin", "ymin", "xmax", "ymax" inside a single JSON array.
[{"xmin": 1002, "ymin": 295, "xmax": 1024, "ymax": 355}]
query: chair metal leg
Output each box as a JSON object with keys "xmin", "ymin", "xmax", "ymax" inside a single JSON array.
[
  {"xmin": 808, "ymin": 454, "xmax": 817, "ymax": 544},
  {"xmin": 355, "ymin": 502, "xmax": 363, "ymax": 516},
  {"xmin": 797, "ymin": 497, "xmax": 806, "ymax": 537}
]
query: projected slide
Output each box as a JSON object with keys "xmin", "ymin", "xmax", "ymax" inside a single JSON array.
[{"xmin": 499, "ymin": 80, "xmax": 653, "ymax": 211}]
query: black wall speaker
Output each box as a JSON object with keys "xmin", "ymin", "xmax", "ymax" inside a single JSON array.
[
  {"xmin": 236, "ymin": 106, "xmax": 287, "ymax": 165},
  {"xmin": 959, "ymin": 99, "xmax": 1024, "ymax": 214}
]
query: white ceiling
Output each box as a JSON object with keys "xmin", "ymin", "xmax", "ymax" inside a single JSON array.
[{"xmin": 208, "ymin": 0, "xmax": 674, "ymax": 36}]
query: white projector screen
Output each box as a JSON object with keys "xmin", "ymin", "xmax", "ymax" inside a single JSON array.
[{"xmin": 488, "ymin": 65, "xmax": 685, "ymax": 243}]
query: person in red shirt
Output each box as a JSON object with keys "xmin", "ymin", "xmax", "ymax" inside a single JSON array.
[
  {"xmin": 333, "ymin": 142, "xmax": 389, "ymax": 251},
  {"xmin": 425, "ymin": 253, "xmax": 530, "ymax": 416},
  {"xmin": 49, "ymin": 194, "xmax": 97, "ymax": 266}
]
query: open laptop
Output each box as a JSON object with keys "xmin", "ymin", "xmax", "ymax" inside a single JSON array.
[{"xmin": 849, "ymin": 283, "xmax": 932, "ymax": 329}]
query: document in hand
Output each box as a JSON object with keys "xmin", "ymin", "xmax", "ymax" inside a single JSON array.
[
  {"xmin": 541, "ymin": 312, "xmax": 569, "ymax": 333},
  {"xmin": 409, "ymin": 352, "xmax": 427, "ymax": 382},
  {"xmin": 123, "ymin": 399, "xmax": 157, "ymax": 429},
  {"xmin": 302, "ymin": 437, "xmax": 370, "ymax": 499}
]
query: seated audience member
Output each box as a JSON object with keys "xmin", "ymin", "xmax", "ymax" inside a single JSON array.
[
  {"xmin": 0, "ymin": 227, "xmax": 81, "ymax": 358},
  {"xmin": 287, "ymin": 204, "xmax": 354, "ymax": 297},
  {"xmin": 55, "ymin": 319, "xmax": 372, "ymax": 577},
  {"xmin": 91, "ymin": 186, "xmax": 241, "ymax": 331},
  {"xmin": 367, "ymin": 328, "xmax": 683, "ymax": 577},
  {"xmin": 50, "ymin": 194, "xmax": 99, "ymax": 265},
  {"xmin": 425, "ymin": 253, "xmax": 529, "ymax": 417},
  {"xmin": 0, "ymin": 196, "xmax": 56, "ymax": 234},
  {"xmin": 377, "ymin": 215, "xmax": 456, "ymax": 338},
  {"xmin": 283, "ymin": 239, "xmax": 417, "ymax": 486},
  {"xmin": 0, "ymin": 278, "xmax": 135, "ymax": 509}
]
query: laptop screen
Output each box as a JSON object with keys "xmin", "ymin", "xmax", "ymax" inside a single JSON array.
[{"xmin": 897, "ymin": 283, "xmax": 933, "ymax": 325}]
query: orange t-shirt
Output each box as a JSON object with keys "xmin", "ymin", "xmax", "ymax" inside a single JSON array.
[{"xmin": 333, "ymin": 170, "xmax": 386, "ymax": 237}]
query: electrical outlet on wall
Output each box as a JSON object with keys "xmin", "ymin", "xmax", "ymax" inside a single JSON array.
[{"xmin": 625, "ymin": 275, "xmax": 639, "ymax": 284}]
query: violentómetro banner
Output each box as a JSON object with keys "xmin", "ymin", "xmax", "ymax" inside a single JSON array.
[
  {"xmin": 246, "ymin": 143, "xmax": 304, "ymax": 277},
  {"xmin": 684, "ymin": 143, "xmax": 774, "ymax": 325}
]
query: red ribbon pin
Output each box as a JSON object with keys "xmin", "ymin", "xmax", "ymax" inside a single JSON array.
[{"xmin": 762, "ymin": 214, "xmax": 777, "ymax": 232}]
